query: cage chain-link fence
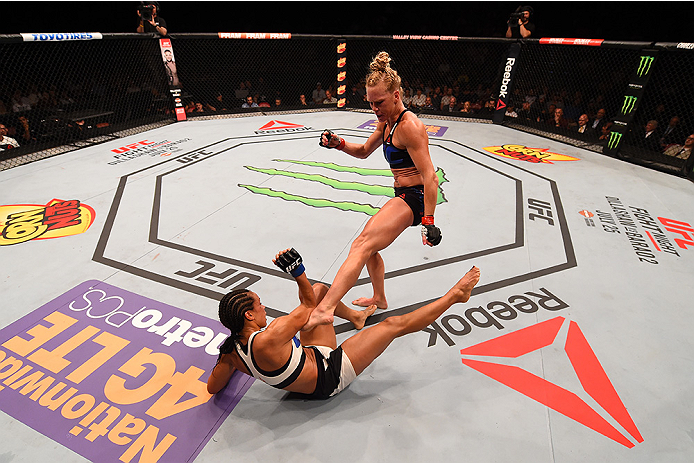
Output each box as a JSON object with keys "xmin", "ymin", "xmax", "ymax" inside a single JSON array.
[{"xmin": 1, "ymin": 34, "xmax": 692, "ymax": 177}]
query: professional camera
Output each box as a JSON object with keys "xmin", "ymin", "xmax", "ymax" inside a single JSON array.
[
  {"xmin": 509, "ymin": 5, "xmax": 533, "ymax": 24},
  {"xmin": 139, "ymin": 4, "xmax": 155, "ymax": 21}
]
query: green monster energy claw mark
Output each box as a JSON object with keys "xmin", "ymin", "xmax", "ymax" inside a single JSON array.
[
  {"xmin": 637, "ymin": 55, "xmax": 654, "ymax": 77},
  {"xmin": 607, "ymin": 131, "xmax": 623, "ymax": 150},
  {"xmin": 239, "ymin": 184, "xmax": 381, "ymax": 216},
  {"xmin": 240, "ymin": 159, "xmax": 448, "ymax": 216},
  {"xmin": 621, "ymin": 95, "xmax": 638, "ymax": 115}
]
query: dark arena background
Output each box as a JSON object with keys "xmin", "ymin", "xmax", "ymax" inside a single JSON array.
[{"xmin": 1, "ymin": 2, "xmax": 693, "ymax": 463}]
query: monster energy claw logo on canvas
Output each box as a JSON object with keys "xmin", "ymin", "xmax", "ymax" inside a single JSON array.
[
  {"xmin": 239, "ymin": 159, "xmax": 448, "ymax": 215},
  {"xmin": 637, "ymin": 55, "xmax": 654, "ymax": 78}
]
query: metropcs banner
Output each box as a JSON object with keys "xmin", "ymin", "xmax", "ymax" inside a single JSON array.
[{"xmin": 0, "ymin": 281, "xmax": 253, "ymax": 463}]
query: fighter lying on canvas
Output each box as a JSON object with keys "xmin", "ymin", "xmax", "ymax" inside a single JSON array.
[{"xmin": 207, "ymin": 248, "xmax": 480, "ymax": 399}]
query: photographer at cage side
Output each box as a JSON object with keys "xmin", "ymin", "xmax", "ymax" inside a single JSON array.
[
  {"xmin": 506, "ymin": 5, "xmax": 535, "ymax": 38},
  {"xmin": 137, "ymin": 1, "xmax": 168, "ymax": 36}
]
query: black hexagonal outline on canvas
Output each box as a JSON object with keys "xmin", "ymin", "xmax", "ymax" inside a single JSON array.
[{"xmin": 93, "ymin": 129, "xmax": 576, "ymax": 334}]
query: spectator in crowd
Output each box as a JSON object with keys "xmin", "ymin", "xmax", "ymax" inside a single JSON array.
[
  {"xmin": 543, "ymin": 103, "xmax": 557, "ymax": 124},
  {"xmin": 591, "ymin": 108, "xmax": 608, "ymax": 132},
  {"xmin": 312, "ymin": 83, "xmax": 326, "ymax": 105},
  {"xmin": 460, "ymin": 100, "xmax": 474, "ymax": 114},
  {"xmin": 506, "ymin": 5, "xmax": 535, "ymax": 38},
  {"xmin": 422, "ymin": 96, "xmax": 435, "ymax": 110},
  {"xmin": 637, "ymin": 120, "xmax": 661, "ymax": 151},
  {"xmin": 524, "ymin": 87, "xmax": 537, "ymax": 106},
  {"xmin": 26, "ymin": 84, "xmax": 41, "ymax": 107},
  {"xmin": 564, "ymin": 92, "xmax": 583, "ymax": 123},
  {"xmin": 440, "ymin": 88, "xmax": 454, "ymax": 111},
  {"xmin": 663, "ymin": 134, "xmax": 693, "ymax": 160},
  {"xmin": 0, "ymin": 124, "xmax": 20, "ymax": 151},
  {"xmin": 431, "ymin": 86, "xmax": 442, "ymax": 110},
  {"xmin": 402, "ymin": 88, "xmax": 413, "ymax": 108},
  {"xmin": 410, "ymin": 88, "xmax": 426, "ymax": 109},
  {"xmin": 516, "ymin": 101, "xmax": 532, "ymax": 120},
  {"xmin": 17, "ymin": 115, "xmax": 34, "ymax": 144},
  {"xmin": 660, "ymin": 116, "xmax": 683, "ymax": 148},
  {"xmin": 235, "ymin": 82, "xmax": 249, "ymax": 101},
  {"xmin": 242, "ymin": 95, "xmax": 258, "ymax": 108},
  {"xmin": 184, "ymin": 100, "xmax": 196, "ymax": 113},
  {"xmin": 206, "ymin": 92, "xmax": 229, "ymax": 112},
  {"xmin": 505, "ymin": 103, "xmax": 518, "ymax": 118},
  {"xmin": 137, "ymin": 2, "xmax": 167, "ymax": 35},
  {"xmin": 478, "ymin": 98, "xmax": 496, "ymax": 117},
  {"xmin": 346, "ymin": 85, "xmax": 366, "ymax": 108},
  {"xmin": 298, "ymin": 94, "xmax": 309, "ymax": 106},
  {"xmin": 548, "ymin": 93, "xmax": 564, "ymax": 110},
  {"xmin": 258, "ymin": 97, "xmax": 271, "ymax": 108},
  {"xmin": 194, "ymin": 102, "xmax": 205, "ymax": 113},
  {"xmin": 575, "ymin": 114, "xmax": 596, "ymax": 138},
  {"xmin": 678, "ymin": 135, "xmax": 694, "ymax": 179},
  {"xmin": 322, "ymin": 89, "xmax": 337, "ymax": 105},
  {"xmin": 551, "ymin": 107, "xmax": 569, "ymax": 129},
  {"xmin": 274, "ymin": 98, "xmax": 282, "ymax": 107},
  {"xmin": 255, "ymin": 77, "xmax": 269, "ymax": 102},
  {"xmin": 11, "ymin": 90, "xmax": 31, "ymax": 113},
  {"xmin": 446, "ymin": 96, "xmax": 457, "ymax": 112}
]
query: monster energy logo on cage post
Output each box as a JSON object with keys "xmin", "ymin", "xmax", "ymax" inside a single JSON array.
[
  {"xmin": 637, "ymin": 55, "xmax": 654, "ymax": 77},
  {"xmin": 607, "ymin": 132, "xmax": 623, "ymax": 150},
  {"xmin": 239, "ymin": 159, "xmax": 448, "ymax": 215},
  {"xmin": 621, "ymin": 95, "xmax": 638, "ymax": 115}
]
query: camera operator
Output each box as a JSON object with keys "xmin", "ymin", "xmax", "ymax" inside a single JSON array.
[
  {"xmin": 137, "ymin": 1, "xmax": 168, "ymax": 36},
  {"xmin": 506, "ymin": 5, "xmax": 535, "ymax": 38}
]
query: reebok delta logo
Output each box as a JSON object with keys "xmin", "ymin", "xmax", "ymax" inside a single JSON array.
[
  {"xmin": 461, "ymin": 317, "xmax": 643, "ymax": 448},
  {"xmin": 255, "ymin": 120, "xmax": 313, "ymax": 134}
]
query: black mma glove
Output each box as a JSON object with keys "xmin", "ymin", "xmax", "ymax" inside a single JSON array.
[
  {"xmin": 319, "ymin": 129, "xmax": 345, "ymax": 150},
  {"xmin": 274, "ymin": 248, "xmax": 305, "ymax": 277},
  {"xmin": 421, "ymin": 216, "xmax": 442, "ymax": 246}
]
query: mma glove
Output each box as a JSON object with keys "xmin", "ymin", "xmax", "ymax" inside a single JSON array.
[
  {"xmin": 421, "ymin": 216, "xmax": 442, "ymax": 246},
  {"xmin": 319, "ymin": 129, "xmax": 345, "ymax": 150},
  {"xmin": 274, "ymin": 248, "xmax": 305, "ymax": 277}
]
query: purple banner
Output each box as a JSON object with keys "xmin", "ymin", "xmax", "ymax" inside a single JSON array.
[
  {"xmin": 0, "ymin": 280, "xmax": 253, "ymax": 463},
  {"xmin": 357, "ymin": 119, "xmax": 449, "ymax": 137}
]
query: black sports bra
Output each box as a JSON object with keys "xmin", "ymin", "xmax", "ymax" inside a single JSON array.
[{"xmin": 383, "ymin": 109, "xmax": 416, "ymax": 169}]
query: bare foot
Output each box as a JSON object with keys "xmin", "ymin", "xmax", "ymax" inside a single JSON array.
[
  {"xmin": 301, "ymin": 307, "xmax": 334, "ymax": 331},
  {"xmin": 352, "ymin": 296, "xmax": 388, "ymax": 310},
  {"xmin": 352, "ymin": 304, "xmax": 377, "ymax": 330},
  {"xmin": 449, "ymin": 267, "xmax": 480, "ymax": 304}
]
